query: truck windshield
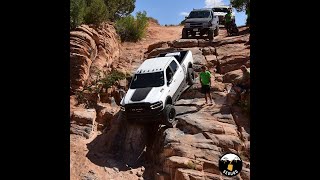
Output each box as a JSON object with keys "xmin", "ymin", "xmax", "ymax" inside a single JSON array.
[
  {"xmin": 188, "ymin": 11, "xmax": 210, "ymax": 18},
  {"xmin": 213, "ymin": 8, "xmax": 229, "ymax": 13},
  {"xmin": 130, "ymin": 72, "xmax": 164, "ymax": 89}
]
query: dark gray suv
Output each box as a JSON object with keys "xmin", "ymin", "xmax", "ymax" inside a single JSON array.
[{"xmin": 182, "ymin": 8, "xmax": 219, "ymax": 40}]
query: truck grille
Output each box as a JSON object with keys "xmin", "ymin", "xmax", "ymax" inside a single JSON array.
[
  {"xmin": 190, "ymin": 23, "xmax": 203, "ymax": 28},
  {"xmin": 125, "ymin": 103, "xmax": 151, "ymax": 113}
]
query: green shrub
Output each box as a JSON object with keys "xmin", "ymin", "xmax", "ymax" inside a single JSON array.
[
  {"xmin": 99, "ymin": 70, "xmax": 127, "ymax": 89},
  {"xmin": 84, "ymin": 0, "xmax": 108, "ymax": 25},
  {"xmin": 115, "ymin": 11, "xmax": 148, "ymax": 42},
  {"xmin": 75, "ymin": 70, "xmax": 128, "ymax": 106},
  {"xmin": 187, "ymin": 161, "xmax": 196, "ymax": 169},
  {"xmin": 70, "ymin": 0, "xmax": 87, "ymax": 29}
]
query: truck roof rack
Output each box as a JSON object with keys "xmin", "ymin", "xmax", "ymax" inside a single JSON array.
[{"xmin": 192, "ymin": 8, "xmax": 212, "ymax": 11}]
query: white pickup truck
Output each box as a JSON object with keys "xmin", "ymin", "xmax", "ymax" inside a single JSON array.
[
  {"xmin": 120, "ymin": 50, "xmax": 195, "ymax": 127},
  {"xmin": 213, "ymin": 6, "xmax": 235, "ymax": 26}
]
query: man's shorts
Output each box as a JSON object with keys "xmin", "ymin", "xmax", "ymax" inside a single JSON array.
[{"xmin": 201, "ymin": 85, "xmax": 211, "ymax": 94}]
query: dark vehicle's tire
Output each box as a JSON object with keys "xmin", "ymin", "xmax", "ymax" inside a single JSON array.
[
  {"xmin": 162, "ymin": 104, "xmax": 176, "ymax": 128},
  {"xmin": 191, "ymin": 32, "xmax": 196, "ymax": 39},
  {"xmin": 208, "ymin": 29, "xmax": 214, "ymax": 40},
  {"xmin": 187, "ymin": 68, "xmax": 195, "ymax": 85},
  {"xmin": 214, "ymin": 26, "xmax": 219, "ymax": 36},
  {"xmin": 182, "ymin": 28, "xmax": 188, "ymax": 39},
  {"xmin": 234, "ymin": 26, "xmax": 239, "ymax": 36}
]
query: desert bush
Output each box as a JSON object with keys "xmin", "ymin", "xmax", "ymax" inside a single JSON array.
[{"xmin": 115, "ymin": 11, "xmax": 148, "ymax": 42}]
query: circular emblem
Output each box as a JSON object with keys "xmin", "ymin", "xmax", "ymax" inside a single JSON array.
[{"xmin": 219, "ymin": 153, "xmax": 242, "ymax": 177}]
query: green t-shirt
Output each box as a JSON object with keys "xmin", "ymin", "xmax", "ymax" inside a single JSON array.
[
  {"xmin": 199, "ymin": 71, "xmax": 211, "ymax": 85},
  {"xmin": 225, "ymin": 13, "xmax": 232, "ymax": 23}
]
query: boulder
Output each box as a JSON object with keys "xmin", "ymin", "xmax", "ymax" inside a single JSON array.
[
  {"xmin": 176, "ymin": 112, "xmax": 225, "ymax": 135},
  {"xmin": 147, "ymin": 47, "xmax": 178, "ymax": 58},
  {"xmin": 71, "ymin": 108, "xmax": 96, "ymax": 125},
  {"xmin": 172, "ymin": 39, "xmax": 198, "ymax": 48},
  {"xmin": 223, "ymin": 69, "xmax": 243, "ymax": 83},
  {"xmin": 202, "ymin": 47, "xmax": 216, "ymax": 56},
  {"xmin": 70, "ymin": 123, "xmax": 94, "ymax": 139},
  {"xmin": 193, "ymin": 54, "xmax": 207, "ymax": 65},
  {"xmin": 205, "ymin": 55, "xmax": 218, "ymax": 66},
  {"xmin": 217, "ymin": 35, "xmax": 248, "ymax": 46},
  {"xmin": 147, "ymin": 41, "xmax": 170, "ymax": 53},
  {"xmin": 95, "ymin": 103, "xmax": 120, "ymax": 131},
  {"xmin": 198, "ymin": 39, "xmax": 216, "ymax": 47},
  {"xmin": 212, "ymin": 82, "xmax": 225, "ymax": 92},
  {"xmin": 218, "ymin": 60, "xmax": 250, "ymax": 74}
]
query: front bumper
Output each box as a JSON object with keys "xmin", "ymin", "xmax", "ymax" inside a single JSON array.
[
  {"xmin": 122, "ymin": 102, "xmax": 164, "ymax": 123},
  {"xmin": 183, "ymin": 27, "xmax": 213, "ymax": 33}
]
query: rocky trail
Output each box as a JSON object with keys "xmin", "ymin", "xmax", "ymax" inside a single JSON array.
[{"xmin": 70, "ymin": 21, "xmax": 250, "ymax": 180}]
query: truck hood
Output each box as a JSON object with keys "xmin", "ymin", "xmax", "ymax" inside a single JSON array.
[
  {"xmin": 121, "ymin": 86, "xmax": 165, "ymax": 105},
  {"xmin": 185, "ymin": 18, "xmax": 211, "ymax": 23}
]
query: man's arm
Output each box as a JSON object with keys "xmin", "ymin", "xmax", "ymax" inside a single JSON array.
[{"xmin": 208, "ymin": 72, "xmax": 211, "ymax": 86}]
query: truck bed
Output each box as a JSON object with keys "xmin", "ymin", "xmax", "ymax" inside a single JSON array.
[{"xmin": 158, "ymin": 51, "xmax": 189, "ymax": 64}]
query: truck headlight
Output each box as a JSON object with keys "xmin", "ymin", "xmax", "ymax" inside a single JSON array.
[{"xmin": 150, "ymin": 101, "xmax": 163, "ymax": 109}]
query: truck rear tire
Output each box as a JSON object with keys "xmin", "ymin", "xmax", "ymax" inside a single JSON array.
[
  {"xmin": 182, "ymin": 29, "xmax": 188, "ymax": 39},
  {"xmin": 187, "ymin": 68, "xmax": 195, "ymax": 85},
  {"xmin": 162, "ymin": 104, "xmax": 176, "ymax": 128},
  {"xmin": 208, "ymin": 29, "xmax": 214, "ymax": 40},
  {"xmin": 214, "ymin": 26, "xmax": 219, "ymax": 36}
]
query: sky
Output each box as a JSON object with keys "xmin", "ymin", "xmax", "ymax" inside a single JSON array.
[{"xmin": 132, "ymin": 0, "xmax": 247, "ymax": 26}]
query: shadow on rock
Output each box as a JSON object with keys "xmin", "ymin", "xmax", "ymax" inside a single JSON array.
[{"xmin": 85, "ymin": 111, "xmax": 166, "ymax": 176}]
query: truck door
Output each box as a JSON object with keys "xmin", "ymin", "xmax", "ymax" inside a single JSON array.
[{"xmin": 167, "ymin": 59, "xmax": 184, "ymax": 102}]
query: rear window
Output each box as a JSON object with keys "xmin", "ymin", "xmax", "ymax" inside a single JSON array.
[
  {"xmin": 213, "ymin": 8, "xmax": 229, "ymax": 13},
  {"xmin": 188, "ymin": 11, "xmax": 211, "ymax": 18}
]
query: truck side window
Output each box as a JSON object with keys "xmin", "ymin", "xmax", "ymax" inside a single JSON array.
[
  {"xmin": 169, "ymin": 60, "xmax": 178, "ymax": 74},
  {"xmin": 166, "ymin": 67, "xmax": 173, "ymax": 85}
]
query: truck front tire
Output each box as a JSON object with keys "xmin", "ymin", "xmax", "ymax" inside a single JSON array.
[
  {"xmin": 187, "ymin": 68, "xmax": 195, "ymax": 85},
  {"xmin": 163, "ymin": 104, "xmax": 176, "ymax": 128},
  {"xmin": 208, "ymin": 29, "xmax": 214, "ymax": 40},
  {"xmin": 214, "ymin": 26, "xmax": 219, "ymax": 36},
  {"xmin": 182, "ymin": 28, "xmax": 188, "ymax": 39}
]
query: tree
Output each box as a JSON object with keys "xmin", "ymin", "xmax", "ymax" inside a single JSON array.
[
  {"xmin": 70, "ymin": 0, "xmax": 87, "ymax": 29},
  {"xmin": 84, "ymin": 0, "xmax": 108, "ymax": 25},
  {"xmin": 230, "ymin": 0, "xmax": 250, "ymax": 25},
  {"xmin": 104, "ymin": 0, "xmax": 135, "ymax": 20}
]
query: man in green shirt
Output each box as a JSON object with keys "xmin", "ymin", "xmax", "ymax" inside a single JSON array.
[
  {"xmin": 224, "ymin": 10, "xmax": 232, "ymax": 31},
  {"xmin": 199, "ymin": 65, "xmax": 213, "ymax": 104}
]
